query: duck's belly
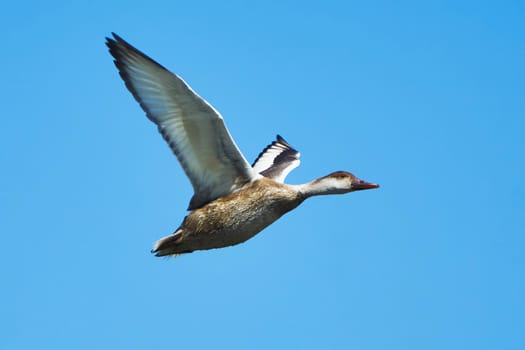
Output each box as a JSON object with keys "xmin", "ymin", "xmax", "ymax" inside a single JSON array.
[
  {"xmin": 179, "ymin": 182, "xmax": 303, "ymax": 251},
  {"xmin": 206, "ymin": 207, "xmax": 283, "ymax": 248}
]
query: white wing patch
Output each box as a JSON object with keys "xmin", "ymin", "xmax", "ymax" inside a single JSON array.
[{"xmin": 252, "ymin": 135, "xmax": 301, "ymax": 183}]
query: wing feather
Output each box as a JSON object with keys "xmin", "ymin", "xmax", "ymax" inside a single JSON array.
[
  {"xmin": 106, "ymin": 33, "xmax": 258, "ymax": 209},
  {"xmin": 252, "ymin": 135, "xmax": 300, "ymax": 183}
]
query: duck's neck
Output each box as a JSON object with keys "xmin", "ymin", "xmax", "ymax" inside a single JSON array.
[{"xmin": 293, "ymin": 177, "xmax": 351, "ymax": 198}]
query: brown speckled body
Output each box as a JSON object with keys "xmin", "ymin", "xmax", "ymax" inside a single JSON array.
[{"xmin": 155, "ymin": 178, "xmax": 305, "ymax": 255}]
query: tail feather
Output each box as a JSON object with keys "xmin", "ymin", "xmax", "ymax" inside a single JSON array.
[{"xmin": 151, "ymin": 229, "xmax": 193, "ymax": 257}]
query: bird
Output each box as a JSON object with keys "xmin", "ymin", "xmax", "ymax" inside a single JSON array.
[{"xmin": 106, "ymin": 33, "xmax": 379, "ymax": 257}]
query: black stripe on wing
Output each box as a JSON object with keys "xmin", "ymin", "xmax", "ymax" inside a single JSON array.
[{"xmin": 252, "ymin": 135, "xmax": 300, "ymax": 182}]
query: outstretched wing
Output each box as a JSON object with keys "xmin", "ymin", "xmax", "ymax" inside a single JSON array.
[
  {"xmin": 106, "ymin": 33, "xmax": 259, "ymax": 210},
  {"xmin": 252, "ymin": 135, "xmax": 300, "ymax": 183}
]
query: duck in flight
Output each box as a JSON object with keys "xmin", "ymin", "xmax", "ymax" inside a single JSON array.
[{"xmin": 106, "ymin": 33, "xmax": 379, "ymax": 257}]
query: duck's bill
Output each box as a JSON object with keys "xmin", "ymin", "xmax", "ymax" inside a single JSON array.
[{"xmin": 353, "ymin": 178, "xmax": 380, "ymax": 191}]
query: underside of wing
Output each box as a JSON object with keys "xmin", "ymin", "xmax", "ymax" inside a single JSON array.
[
  {"xmin": 252, "ymin": 135, "xmax": 300, "ymax": 183},
  {"xmin": 106, "ymin": 33, "xmax": 258, "ymax": 209}
]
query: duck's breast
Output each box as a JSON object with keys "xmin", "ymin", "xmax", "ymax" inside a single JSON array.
[{"xmin": 182, "ymin": 179, "xmax": 304, "ymax": 249}]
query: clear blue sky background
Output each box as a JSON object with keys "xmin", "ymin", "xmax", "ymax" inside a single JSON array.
[{"xmin": 2, "ymin": 1, "xmax": 524, "ymax": 349}]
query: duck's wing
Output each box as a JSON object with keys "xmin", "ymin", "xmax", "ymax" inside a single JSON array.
[
  {"xmin": 106, "ymin": 33, "xmax": 259, "ymax": 210},
  {"xmin": 252, "ymin": 135, "xmax": 300, "ymax": 183}
]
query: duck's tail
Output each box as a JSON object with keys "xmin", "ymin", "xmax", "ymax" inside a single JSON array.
[{"xmin": 151, "ymin": 229, "xmax": 193, "ymax": 257}]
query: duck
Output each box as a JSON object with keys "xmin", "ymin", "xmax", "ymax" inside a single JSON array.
[{"xmin": 106, "ymin": 33, "xmax": 379, "ymax": 257}]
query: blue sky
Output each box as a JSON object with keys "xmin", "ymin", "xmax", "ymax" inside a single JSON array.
[{"xmin": 2, "ymin": 0, "xmax": 524, "ymax": 349}]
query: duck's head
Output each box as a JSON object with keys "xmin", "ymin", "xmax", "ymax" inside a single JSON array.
[{"xmin": 308, "ymin": 171, "xmax": 379, "ymax": 195}]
